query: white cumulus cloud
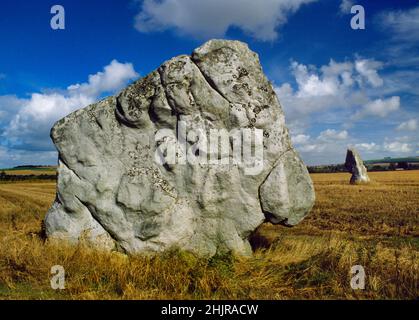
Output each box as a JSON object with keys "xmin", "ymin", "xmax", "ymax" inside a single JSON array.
[
  {"xmin": 134, "ymin": 0, "xmax": 317, "ymax": 41},
  {"xmin": 397, "ymin": 119, "xmax": 417, "ymax": 131},
  {"xmin": 355, "ymin": 59, "xmax": 384, "ymax": 88},
  {"xmin": 378, "ymin": 6, "xmax": 419, "ymax": 43},
  {"xmin": 272, "ymin": 55, "xmax": 418, "ymax": 164},
  {"xmin": 383, "ymin": 141, "xmax": 412, "ymax": 153},
  {"xmin": 352, "ymin": 96, "xmax": 400, "ymax": 120},
  {"xmin": 339, "ymin": 0, "xmax": 354, "ymax": 14},
  {"xmin": 292, "ymin": 134, "xmax": 311, "ymax": 145},
  {"xmin": 318, "ymin": 129, "xmax": 348, "ymax": 141},
  {"xmin": 292, "ymin": 61, "xmax": 342, "ymax": 98},
  {"xmin": 289, "ymin": 128, "xmax": 352, "ymax": 165},
  {"xmin": 67, "ymin": 60, "xmax": 138, "ymax": 97},
  {"xmin": 0, "ymin": 146, "xmax": 57, "ymax": 169},
  {"xmin": 354, "ymin": 142, "xmax": 379, "ymax": 152},
  {"xmin": 2, "ymin": 60, "xmax": 138, "ymax": 151},
  {"xmin": 275, "ymin": 57, "xmax": 385, "ymax": 127}
]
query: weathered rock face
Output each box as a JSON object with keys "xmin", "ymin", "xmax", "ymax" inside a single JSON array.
[
  {"xmin": 45, "ymin": 40, "xmax": 315, "ymax": 257},
  {"xmin": 345, "ymin": 148, "xmax": 370, "ymax": 184}
]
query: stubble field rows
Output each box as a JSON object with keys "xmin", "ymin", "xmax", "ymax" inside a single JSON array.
[{"xmin": 0, "ymin": 171, "xmax": 417, "ymax": 299}]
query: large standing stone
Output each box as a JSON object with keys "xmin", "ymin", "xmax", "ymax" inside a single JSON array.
[
  {"xmin": 45, "ymin": 40, "xmax": 315, "ymax": 257},
  {"xmin": 345, "ymin": 148, "xmax": 370, "ymax": 184}
]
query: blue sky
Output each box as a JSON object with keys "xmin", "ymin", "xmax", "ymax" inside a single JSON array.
[{"xmin": 0, "ymin": 0, "xmax": 418, "ymax": 167}]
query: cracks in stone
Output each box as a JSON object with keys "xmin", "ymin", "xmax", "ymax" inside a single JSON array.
[
  {"xmin": 270, "ymin": 147, "xmax": 293, "ymax": 175},
  {"xmin": 59, "ymin": 155, "xmax": 123, "ymax": 250},
  {"xmin": 74, "ymin": 194, "xmax": 122, "ymax": 252},
  {"xmin": 190, "ymin": 51, "xmax": 294, "ymax": 237},
  {"xmin": 190, "ymin": 58, "xmax": 231, "ymax": 106},
  {"xmin": 259, "ymin": 147, "xmax": 293, "ymax": 189},
  {"xmin": 190, "ymin": 54, "xmax": 295, "ymax": 223},
  {"xmin": 88, "ymin": 109, "xmax": 104, "ymax": 131},
  {"xmin": 94, "ymin": 117, "xmax": 104, "ymax": 130},
  {"xmin": 156, "ymin": 67, "xmax": 178, "ymax": 117},
  {"xmin": 156, "ymin": 66, "xmax": 184, "ymax": 144},
  {"xmin": 190, "ymin": 57, "xmax": 263, "ymax": 129},
  {"xmin": 59, "ymin": 155, "xmax": 83, "ymax": 182},
  {"xmin": 257, "ymin": 147, "xmax": 293, "ymax": 225},
  {"xmin": 115, "ymin": 101, "xmax": 143, "ymax": 129}
]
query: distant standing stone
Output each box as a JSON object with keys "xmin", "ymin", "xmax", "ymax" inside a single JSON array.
[{"xmin": 345, "ymin": 148, "xmax": 370, "ymax": 184}]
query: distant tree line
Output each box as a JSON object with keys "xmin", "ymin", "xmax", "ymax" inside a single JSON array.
[
  {"xmin": 307, "ymin": 164, "xmax": 347, "ymax": 173},
  {"xmin": 0, "ymin": 171, "xmax": 56, "ymax": 181},
  {"xmin": 13, "ymin": 165, "xmax": 48, "ymax": 168},
  {"xmin": 307, "ymin": 162, "xmax": 419, "ymax": 173}
]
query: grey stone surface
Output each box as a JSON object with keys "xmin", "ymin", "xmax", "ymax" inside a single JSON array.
[
  {"xmin": 345, "ymin": 148, "xmax": 370, "ymax": 184},
  {"xmin": 45, "ymin": 40, "xmax": 315, "ymax": 257}
]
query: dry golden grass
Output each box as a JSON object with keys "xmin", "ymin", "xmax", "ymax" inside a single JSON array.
[{"xmin": 0, "ymin": 171, "xmax": 417, "ymax": 300}]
